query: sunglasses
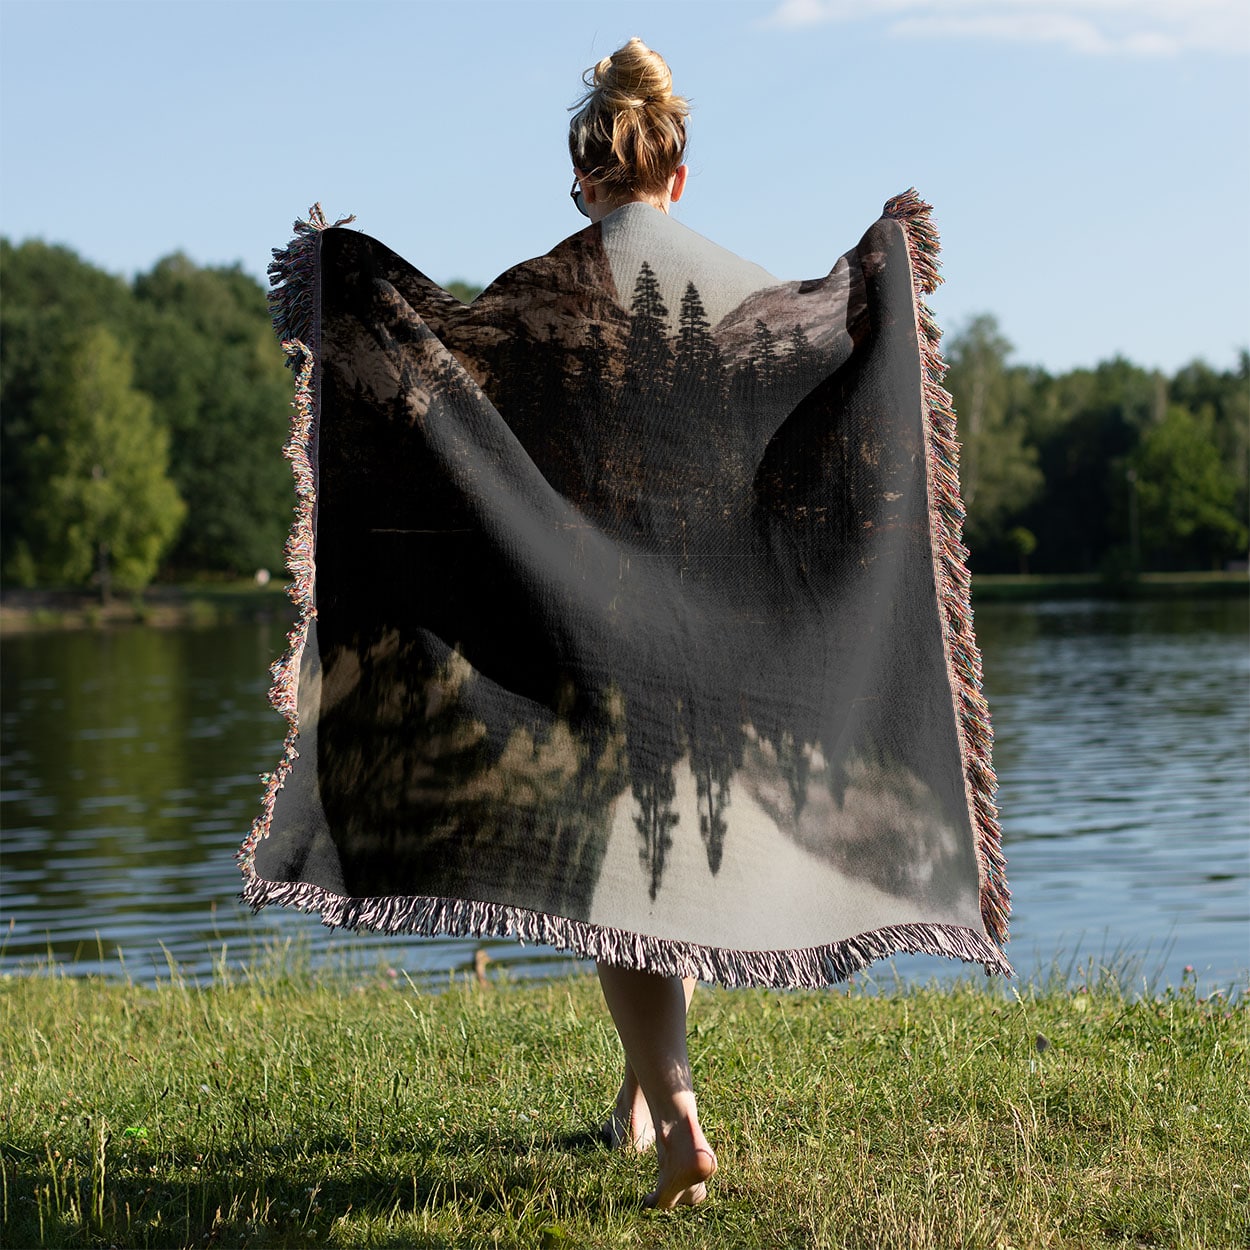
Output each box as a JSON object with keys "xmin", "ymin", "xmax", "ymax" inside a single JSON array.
[{"xmin": 570, "ymin": 176, "xmax": 589, "ymax": 219}]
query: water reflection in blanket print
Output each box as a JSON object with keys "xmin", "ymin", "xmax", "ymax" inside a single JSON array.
[{"xmin": 258, "ymin": 210, "xmax": 1000, "ymax": 965}]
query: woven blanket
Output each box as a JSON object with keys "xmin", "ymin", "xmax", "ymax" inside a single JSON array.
[{"xmin": 239, "ymin": 191, "xmax": 1011, "ymax": 987}]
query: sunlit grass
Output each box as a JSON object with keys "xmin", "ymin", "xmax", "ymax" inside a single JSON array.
[{"xmin": 2, "ymin": 955, "xmax": 1245, "ymax": 1248}]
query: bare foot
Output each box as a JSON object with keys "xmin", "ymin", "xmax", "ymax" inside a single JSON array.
[
  {"xmin": 601, "ymin": 1076, "xmax": 655, "ymax": 1151},
  {"xmin": 644, "ymin": 1117, "xmax": 717, "ymax": 1209}
]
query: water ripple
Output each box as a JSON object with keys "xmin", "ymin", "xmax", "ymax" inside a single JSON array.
[{"xmin": 1, "ymin": 601, "xmax": 1246, "ymax": 992}]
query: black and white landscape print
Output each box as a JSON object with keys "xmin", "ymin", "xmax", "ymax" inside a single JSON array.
[{"xmin": 252, "ymin": 205, "xmax": 986, "ymax": 953}]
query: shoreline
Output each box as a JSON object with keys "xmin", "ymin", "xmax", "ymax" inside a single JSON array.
[
  {"xmin": 970, "ymin": 569, "xmax": 1248, "ymax": 602},
  {"xmin": 0, "ymin": 582, "xmax": 295, "ymax": 635},
  {"xmin": 1, "ymin": 571, "xmax": 1245, "ymax": 635}
]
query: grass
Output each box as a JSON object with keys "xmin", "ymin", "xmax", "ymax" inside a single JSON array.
[{"xmin": 1, "ymin": 957, "xmax": 1246, "ymax": 1249}]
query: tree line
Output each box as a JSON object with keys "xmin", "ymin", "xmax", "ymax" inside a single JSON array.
[
  {"xmin": 2, "ymin": 239, "xmax": 293, "ymax": 597},
  {"xmin": 1, "ymin": 238, "xmax": 1245, "ymax": 597},
  {"xmin": 945, "ymin": 316, "xmax": 1247, "ymax": 575}
]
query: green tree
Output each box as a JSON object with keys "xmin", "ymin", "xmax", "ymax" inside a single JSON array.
[
  {"xmin": 1132, "ymin": 405, "xmax": 1247, "ymax": 568},
  {"xmin": 132, "ymin": 255, "xmax": 292, "ymax": 574},
  {"xmin": 1, "ymin": 239, "xmax": 138, "ymax": 580},
  {"xmin": 445, "ymin": 279, "xmax": 483, "ymax": 304},
  {"xmin": 23, "ymin": 327, "xmax": 185, "ymax": 598},
  {"xmin": 1019, "ymin": 356, "xmax": 1161, "ymax": 573},
  {"xmin": 1169, "ymin": 353, "xmax": 1250, "ymax": 539},
  {"xmin": 943, "ymin": 316, "xmax": 1043, "ymax": 555},
  {"xmin": 1007, "ymin": 526, "xmax": 1037, "ymax": 574}
]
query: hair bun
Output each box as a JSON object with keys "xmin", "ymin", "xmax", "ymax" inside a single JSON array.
[
  {"xmin": 569, "ymin": 38, "xmax": 689, "ymax": 197},
  {"xmin": 595, "ymin": 37, "xmax": 673, "ymax": 109}
]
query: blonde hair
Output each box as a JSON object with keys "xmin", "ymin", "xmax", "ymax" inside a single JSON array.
[{"xmin": 568, "ymin": 38, "xmax": 689, "ymax": 199}]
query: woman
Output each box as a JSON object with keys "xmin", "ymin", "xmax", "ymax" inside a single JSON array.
[
  {"xmin": 568, "ymin": 37, "xmax": 719, "ymax": 1210},
  {"xmin": 246, "ymin": 35, "xmax": 1010, "ymax": 1218}
]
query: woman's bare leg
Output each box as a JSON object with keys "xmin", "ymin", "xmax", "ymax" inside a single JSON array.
[
  {"xmin": 602, "ymin": 1056, "xmax": 654, "ymax": 1151},
  {"xmin": 602, "ymin": 977, "xmax": 696, "ymax": 1152},
  {"xmin": 596, "ymin": 964, "xmax": 716, "ymax": 1208}
]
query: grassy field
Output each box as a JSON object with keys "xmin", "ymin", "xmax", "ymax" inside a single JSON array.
[{"xmin": 1, "ymin": 959, "xmax": 1246, "ymax": 1249}]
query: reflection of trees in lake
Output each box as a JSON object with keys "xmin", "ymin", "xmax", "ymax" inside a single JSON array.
[
  {"xmin": 317, "ymin": 637, "xmax": 629, "ymax": 918},
  {"xmin": 690, "ymin": 718, "xmax": 742, "ymax": 876},
  {"xmin": 2, "ymin": 625, "xmax": 271, "ymax": 897},
  {"xmin": 633, "ymin": 767, "xmax": 680, "ymax": 902},
  {"xmin": 625, "ymin": 689, "xmax": 685, "ymax": 902},
  {"xmin": 774, "ymin": 730, "xmax": 812, "ymax": 822},
  {"xmin": 52, "ymin": 630, "xmax": 194, "ymax": 832}
]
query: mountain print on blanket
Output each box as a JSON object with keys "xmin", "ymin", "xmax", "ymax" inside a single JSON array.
[{"xmin": 243, "ymin": 196, "xmax": 1011, "ymax": 986}]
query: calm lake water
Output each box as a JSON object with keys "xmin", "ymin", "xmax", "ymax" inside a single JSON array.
[{"xmin": 2, "ymin": 597, "xmax": 1247, "ymax": 993}]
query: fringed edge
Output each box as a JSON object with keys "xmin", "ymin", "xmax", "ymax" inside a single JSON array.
[
  {"xmin": 239, "ymin": 205, "xmax": 350, "ymax": 881},
  {"xmin": 236, "ymin": 341, "xmax": 316, "ymax": 879},
  {"xmin": 241, "ymin": 874, "xmax": 1014, "ymax": 988},
  {"xmin": 266, "ymin": 204, "xmax": 355, "ymax": 360},
  {"xmin": 883, "ymin": 188, "xmax": 1011, "ymax": 949}
]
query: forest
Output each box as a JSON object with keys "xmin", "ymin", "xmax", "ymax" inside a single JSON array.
[{"xmin": 1, "ymin": 236, "xmax": 1246, "ymax": 595}]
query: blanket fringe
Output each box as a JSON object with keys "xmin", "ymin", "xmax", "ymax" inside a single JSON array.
[
  {"xmin": 241, "ymin": 873, "xmax": 1013, "ymax": 988},
  {"xmin": 239, "ymin": 205, "xmax": 349, "ymax": 879},
  {"xmin": 266, "ymin": 203, "xmax": 355, "ymax": 352},
  {"xmin": 884, "ymin": 189, "xmax": 1011, "ymax": 948}
]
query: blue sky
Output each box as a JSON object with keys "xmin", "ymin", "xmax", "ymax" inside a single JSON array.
[{"xmin": 2, "ymin": 0, "xmax": 1246, "ymax": 375}]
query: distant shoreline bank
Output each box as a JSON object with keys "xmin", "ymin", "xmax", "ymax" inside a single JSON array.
[
  {"xmin": 0, "ymin": 582, "xmax": 292, "ymax": 635},
  {"xmin": 1, "ymin": 571, "xmax": 1246, "ymax": 635},
  {"xmin": 970, "ymin": 569, "xmax": 1248, "ymax": 602}
]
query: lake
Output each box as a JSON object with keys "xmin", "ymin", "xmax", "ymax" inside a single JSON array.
[{"xmin": 2, "ymin": 597, "xmax": 1246, "ymax": 993}]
